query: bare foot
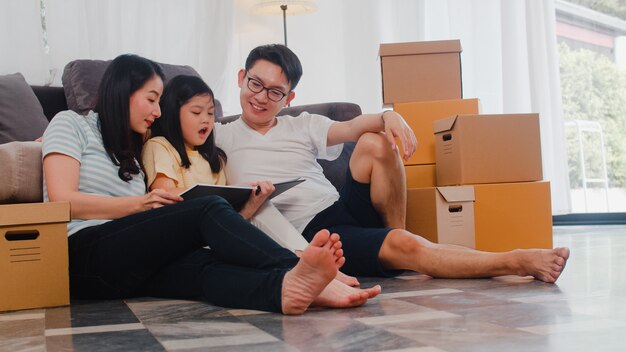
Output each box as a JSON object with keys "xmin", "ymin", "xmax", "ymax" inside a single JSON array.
[
  {"xmin": 516, "ymin": 247, "xmax": 570, "ymax": 283},
  {"xmin": 313, "ymin": 280, "xmax": 381, "ymax": 308},
  {"xmin": 336, "ymin": 271, "xmax": 360, "ymax": 287},
  {"xmin": 281, "ymin": 230, "xmax": 343, "ymax": 314}
]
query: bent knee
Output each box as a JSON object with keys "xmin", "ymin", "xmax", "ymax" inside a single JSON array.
[
  {"xmin": 354, "ymin": 132, "xmax": 396, "ymax": 160},
  {"xmin": 383, "ymin": 229, "xmax": 430, "ymax": 257}
]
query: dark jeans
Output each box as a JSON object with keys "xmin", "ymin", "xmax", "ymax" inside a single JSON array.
[{"xmin": 68, "ymin": 196, "xmax": 298, "ymax": 313}]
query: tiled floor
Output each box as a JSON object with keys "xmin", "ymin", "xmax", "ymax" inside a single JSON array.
[{"xmin": 1, "ymin": 225, "xmax": 625, "ymax": 351}]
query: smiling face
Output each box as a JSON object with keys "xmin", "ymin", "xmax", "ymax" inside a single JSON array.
[
  {"xmin": 179, "ymin": 94, "xmax": 215, "ymax": 150},
  {"xmin": 238, "ymin": 59, "xmax": 295, "ymax": 132},
  {"xmin": 129, "ymin": 75, "xmax": 163, "ymax": 134}
]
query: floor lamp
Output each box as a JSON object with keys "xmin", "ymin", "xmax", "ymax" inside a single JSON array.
[{"xmin": 254, "ymin": 0, "xmax": 318, "ymax": 47}]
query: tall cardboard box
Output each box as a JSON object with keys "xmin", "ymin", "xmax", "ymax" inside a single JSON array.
[
  {"xmin": 380, "ymin": 40, "xmax": 462, "ymax": 104},
  {"xmin": 394, "ymin": 98, "xmax": 480, "ymax": 165},
  {"xmin": 434, "ymin": 113, "xmax": 543, "ymax": 186},
  {"xmin": 0, "ymin": 202, "xmax": 70, "ymax": 312},
  {"xmin": 405, "ymin": 164, "xmax": 437, "ymax": 188},
  {"xmin": 406, "ymin": 186, "xmax": 475, "ymax": 248},
  {"xmin": 473, "ymin": 181, "xmax": 552, "ymax": 252}
]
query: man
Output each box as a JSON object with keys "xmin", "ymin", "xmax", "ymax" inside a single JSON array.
[{"xmin": 215, "ymin": 44, "xmax": 569, "ymax": 283}]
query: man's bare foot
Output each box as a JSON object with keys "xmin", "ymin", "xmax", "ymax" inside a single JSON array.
[
  {"xmin": 336, "ymin": 271, "xmax": 360, "ymax": 287},
  {"xmin": 313, "ymin": 280, "xmax": 381, "ymax": 308},
  {"xmin": 516, "ymin": 247, "xmax": 570, "ymax": 283},
  {"xmin": 281, "ymin": 230, "xmax": 343, "ymax": 314}
]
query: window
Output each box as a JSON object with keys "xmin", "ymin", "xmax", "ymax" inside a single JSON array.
[{"xmin": 556, "ymin": 0, "xmax": 626, "ymax": 214}]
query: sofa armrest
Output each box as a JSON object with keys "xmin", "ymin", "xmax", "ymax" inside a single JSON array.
[{"xmin": 0, "ymin": 142, "xmax": 44, "ymax": 204}]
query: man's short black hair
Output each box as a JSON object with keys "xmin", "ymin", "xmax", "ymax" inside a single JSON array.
[{"xmin": 245, "ymin": 44, "xmax": 303, "ymax": 90}]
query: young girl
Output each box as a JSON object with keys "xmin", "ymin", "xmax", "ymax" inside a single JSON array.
[
  {"xmin": 42, "ymin": 54, "xmax": 379, "ymax": 314},
  {"xmin": 142, "ymin": 75, "xmax": 309, "ymax": 252}
]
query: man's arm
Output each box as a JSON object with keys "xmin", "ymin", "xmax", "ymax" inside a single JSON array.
[{"xmin": 327, "ymin": 111, "xmax": 417, "ymax": 160}]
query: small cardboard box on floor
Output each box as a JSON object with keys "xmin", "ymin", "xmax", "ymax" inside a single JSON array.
[
  {"xmin": 380, "ymin": 39, "xmax": 462, "ymax": 104},
  {"xmin": 406, "ymin": 186, "xmax": 476, "ymax": 248},
  {"xmin": 394, "ymin": 98, "xmax": 481, "ymax": 165},
  {"xmin": 406, "ymin": 181, "xmax": 553, "ymax": 252},
  {"xmin": 0, "ymin": 202, "xmax": 70, "ymax": 312},
  {"xmin": 434, "ymin": 113, "xmax": 543, "ymax": 186}
]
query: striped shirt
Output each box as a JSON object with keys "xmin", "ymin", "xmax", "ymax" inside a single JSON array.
[{"xmin": 42, "ymin": 110, "xmax": 146, "ymax": 236}]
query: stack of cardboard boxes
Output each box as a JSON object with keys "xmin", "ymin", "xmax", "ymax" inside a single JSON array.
[{"xmin": 380, "ymin": 40, "xmax": 553, "ymax": 252}]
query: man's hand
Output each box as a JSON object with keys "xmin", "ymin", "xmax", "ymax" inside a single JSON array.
[
  {"xmin": 381, "ymin": 111, "xmax": 417, "ymax": 160},
  {"xmin": 239, "ymin": 181, "xmax": 275, "ymax": 220}
]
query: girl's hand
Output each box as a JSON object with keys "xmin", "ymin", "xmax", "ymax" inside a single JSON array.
[
  {"xmin": 239, "ymin": 181, "xmax": 275, "ymax": 220},
  {"xmin": 138, "ymin": 189, "xmax": 183, "ymax": 212}
]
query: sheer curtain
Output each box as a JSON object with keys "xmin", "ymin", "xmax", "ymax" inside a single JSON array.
[
  {"xmin": 0, "ymin": 0, "xmax": 570, "ymax": 213},
  {"xmin": 0, "ymin": 0, "xmax": 239, "ymax": 111}
]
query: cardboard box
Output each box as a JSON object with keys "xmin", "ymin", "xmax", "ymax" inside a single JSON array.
[
  {"xmin": 406, "ymin": 186, "xmax": 475, "ymax": 248},
  {"xmin": 0, "ymin": 202, "xmax": 70, "ymax": 312},
  {"xmin": 394, "ymin": 98, "xmax": 480, "ymax": 165},
  {"xmin": 380, "ymin": 40, "xmax": 462, "ymax": 104},
  {"xmin": 434, "ymin": 113, "xmax": 543, "ymax": 186},
  {"xmin": 405, "ymin": 164, "xmax": 437, "ymax": 188},
  {"xmin": 473, "ymin": 181, "xmax": 552, "ymax": 252}
]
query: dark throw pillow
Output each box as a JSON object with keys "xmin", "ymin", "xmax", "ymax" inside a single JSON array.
[{"xmin": 0, "ymin": 73, "xmax": 49, "ymax": 144}]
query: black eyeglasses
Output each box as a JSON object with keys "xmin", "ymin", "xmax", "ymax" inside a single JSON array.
[{"xmin": 246, "ymin": 76, "xmax": 289, "ymax": 102}]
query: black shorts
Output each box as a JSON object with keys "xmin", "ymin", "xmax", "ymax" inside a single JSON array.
[{"xmin": 302, "ymin": 168, "xmax": 403, "ymax": 277}]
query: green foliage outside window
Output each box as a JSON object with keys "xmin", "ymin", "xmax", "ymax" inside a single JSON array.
[
  {"xmin": 558, "ymin": 42, "xmax": 626, "ymax": 188},
  {"xmin": 566, "ymin": 0, "xmax": 626, "ymax": 20}
]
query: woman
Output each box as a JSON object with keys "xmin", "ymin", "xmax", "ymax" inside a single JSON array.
[{"xmin": 42, "ymin": 54, "xmax": 380, "ymax": 314}]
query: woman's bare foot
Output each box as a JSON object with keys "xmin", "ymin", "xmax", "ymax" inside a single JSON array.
[
  {"xmin": 313, "ymin": 280, "xmax": 381, "ymax": 308},
  {"xmin": 516, "ymin": 247, "xmax": 570, "ymax": 283},
  {"xmin": 281, "ymin": 230, "xmax": 343, "ymax": 314},
  {"xmin": 336, "ymin": 271, "xmax": 360, "ymax": 287}
]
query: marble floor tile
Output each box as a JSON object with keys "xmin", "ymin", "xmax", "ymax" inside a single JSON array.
[
  {"xmin": 45, "ymin": 299, "xmax": 139, "ymax": 329},
  {"xmin": 0, "ymin": 319, "xmax": 45, "ymax": 340},
  {"xmin": 44, "ymin": 322, "xmax": 145, "ymax": 336},
  {"xmin": 126, "ymin": 298, "xmax": 230, "ymax": 323},
  {"xmin": 0, "ymin": 336, "xmax": 45, "ymax": 352},
  {"xmin": 45, "ymin": 329, "xmax": 164, "ymax": 352}
]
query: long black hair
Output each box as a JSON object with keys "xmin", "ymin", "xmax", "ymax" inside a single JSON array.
[
  {"xmin": 94, "ymin": 54, "xmax": 165, "ymax": 182},
  {"xmin": 151, "ymin": 75, "xmax": 226, "ymax": 173}
]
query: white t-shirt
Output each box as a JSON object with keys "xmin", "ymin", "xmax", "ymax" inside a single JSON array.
[{"xmin": 215, "ymin": 113, "xmax": 343, "ymax": 231}]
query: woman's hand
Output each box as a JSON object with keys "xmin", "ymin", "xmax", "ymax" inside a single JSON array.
[
  {"xmin": 137, "ymin": 189, "xmax": 183, "ymax": 212},
  {"xmin": 239, "ymin": 181, "xmax": 275, "ymax": 220}
]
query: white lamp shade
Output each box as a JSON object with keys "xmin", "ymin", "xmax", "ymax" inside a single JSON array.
[{"xmin": 254, "ymin": 0, "xmax": 318, "ymax": 16}]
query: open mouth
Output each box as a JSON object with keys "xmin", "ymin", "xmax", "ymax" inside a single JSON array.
[{"xmin": 198, "ymin": 127, "xmax": 209, "ymax": 137}]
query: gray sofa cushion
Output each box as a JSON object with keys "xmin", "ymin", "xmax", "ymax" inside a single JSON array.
[
  {"xmin": 62, "ymin": 59, "xmax": 202, "ymax": 115},
  {"xmin": 0, "ymin": 141, "xmax": 43, "ymax": 203},
  {"xmin": 0, "ymin": 73, "xmax": 49, "ymax": 144}
]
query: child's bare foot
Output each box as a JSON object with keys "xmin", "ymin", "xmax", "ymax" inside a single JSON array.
[
  {"xmin": 313, "ymin": 280, "xmax": 381, "ymax": 308},
  {"xmin": 516, "ymin": 247, "xmax": 570, "ymax": 283},
  {"xmin": 281, "ymin": 230, "xmax": 343, "ymax": 314},
  {"xmin": 336, "ymin": 271, "xmax": 360, "ymax": 287}
]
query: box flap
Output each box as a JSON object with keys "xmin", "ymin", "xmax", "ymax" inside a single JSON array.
[
  {"xmin": 380, "ymin": 39, "xmax": 462, "ymax": 57},
  {"xmin": 433, "ymin": 115, "xmax": 458, "ymax": 134},
  {"xmin": 437, "ymin": 186, "xmax": 475, "ymax": 202},
  {"xmin": 0, "ymin": 202, "xmax": 70, "ymax": 226}
]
